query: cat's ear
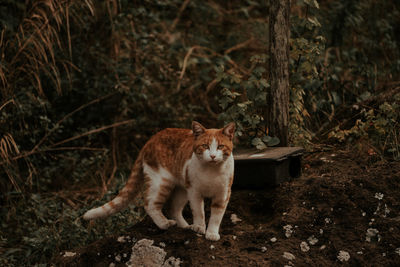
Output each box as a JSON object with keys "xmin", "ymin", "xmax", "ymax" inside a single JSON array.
[
  {"xmin": 192, "ymin": 121, "xmax": 206, "ymax": 138},
  {"xmin": 222, "ymin": 122, "xmax": 235, "ymax": 140}
]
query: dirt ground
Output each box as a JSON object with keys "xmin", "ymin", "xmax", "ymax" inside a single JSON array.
[{"xmin": 55, "ymin": 148, "xmax": 400, "ymax": 266}]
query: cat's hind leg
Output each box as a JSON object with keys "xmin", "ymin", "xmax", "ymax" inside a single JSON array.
[
  {"xmin": 143, "ymin": 164, "xmax": 176, "ymax": 230},
  {"xmin": 167, "ymin": 187, "xmax": 189, "ymax": 228}
]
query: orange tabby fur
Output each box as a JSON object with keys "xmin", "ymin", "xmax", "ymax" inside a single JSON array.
[{"xmin": 83, "ymin": 121, "xmax": 235, "ymax": 241}]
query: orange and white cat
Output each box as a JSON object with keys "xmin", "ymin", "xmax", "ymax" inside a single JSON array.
[{"xmin": 83, "ymin": 121, "xmax": 235, "ymax": 241}]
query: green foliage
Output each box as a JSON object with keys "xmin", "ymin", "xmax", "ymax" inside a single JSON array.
[
  {"xmin": 218, "ymin": 0, "xmax": 325, "ymax": 149},
  {"xmin": 316, "ymin": 0, "xmax": 400, "ymax": 157},
  {"xmin": 217, "ymin": 54, "xmax": 279, "ymax": 149},
  {"xmin": 1, "ymin": 0, "xmax": 400, "ymax": 265},
  {"xmin": 289, "ymin": 0, "xmax": 325, "ymax": 146},
  {"xmin": 329, "ymin": 94, "xmax": 400, "ymax": 159}
]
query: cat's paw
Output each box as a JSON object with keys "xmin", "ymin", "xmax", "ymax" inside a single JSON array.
[
  {"xmin": 158, "ymin": 219, "xmax": 177, "ymax": 230},
  {"xmin": 205, "ymin": 231, "xmax": 220, "ymax": 241},
  {"xmin": 187, "ymin": 224, "xmax": 206, "ymax": 234}
]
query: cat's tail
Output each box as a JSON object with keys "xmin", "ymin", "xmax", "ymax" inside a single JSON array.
[{"xmin": 83, "ymin": 156, "xmax": 144, "ymax": 220}]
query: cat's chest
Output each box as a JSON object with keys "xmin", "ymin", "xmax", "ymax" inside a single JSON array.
[{"xmin": 185, "ymin": 155, "xmax": 234, "ymax": 197}]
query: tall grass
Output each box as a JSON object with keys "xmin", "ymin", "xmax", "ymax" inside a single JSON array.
[
  {"xmin": 0, "ymin": 0, "xmax": 94, "ymax": 98},
  {"xmin": 0, "ymin": 0, "xmax": 94, "ymax": 193}
]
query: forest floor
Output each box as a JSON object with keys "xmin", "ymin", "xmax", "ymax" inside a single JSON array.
[{"xmin": 54, "ymin": 147, "xmax": 400, "ymax": 266}]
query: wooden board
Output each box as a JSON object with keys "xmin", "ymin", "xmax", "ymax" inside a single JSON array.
[
  {"xmin": 233, "ymin": 147, "xmax": 304, "ymax": 189},
  {"xmin": 234, "ymin": 147, "xmax": 304, "ymax": 162}
]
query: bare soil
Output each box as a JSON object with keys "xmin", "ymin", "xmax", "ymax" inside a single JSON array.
[{"xmin": 55, "ymin": 149, "xmax": 400, "ymax": 266}]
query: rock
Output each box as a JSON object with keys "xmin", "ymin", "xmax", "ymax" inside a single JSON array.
[{"xmin": 126, "ymin": 239, "xmax": 181, "ymax": 267}]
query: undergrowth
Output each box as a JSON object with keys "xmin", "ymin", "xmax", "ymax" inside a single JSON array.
[
  {"xmin": 1, "ymin": 0, "xmax": 399, "ymax": 265},
  {"xmin": 0, "ymin": 172, "xmax": 144, "ymax": 266}
]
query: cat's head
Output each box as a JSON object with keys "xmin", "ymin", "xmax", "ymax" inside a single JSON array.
[{"xmin": 192, "ymin": 121, "xmax": 235, "ymax": 164}]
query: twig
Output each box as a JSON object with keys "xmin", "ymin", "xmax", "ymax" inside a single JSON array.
[
  {"xmin": 170, "ymin": 0, "xmax": 191, "ymax": 32},
  {"xmin": 224, "ymin": 38, "xmax": 254, "ymax": 55},
  {"xmin": 43, "ymin": 146, "xmax": 107, "ymax": 152},
  {"xmin": 31, "ymin": 92, "xmax": 116, "ymax": 152},
  {"xmin": 175, "ymin": 45, "xmax": 250, "ymax": 93},
  {"xmin": 0, "ymin": 119, "xmax": 133, "ymax": 165},
  {"xmin": 50, "ymin": 119, "xmax": 134, "ymax": 148},
  {"xmin": 175, "ymin": 46, "xmax": 198, "ymax": 93},
  {"xmin": 0, "ymin": 99, "xmax": 15, "ymax": 111}
]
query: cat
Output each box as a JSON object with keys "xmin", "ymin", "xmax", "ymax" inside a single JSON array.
[{"xmin": 83, "ymin": 121, "xmax": 235, "ymax": 241}]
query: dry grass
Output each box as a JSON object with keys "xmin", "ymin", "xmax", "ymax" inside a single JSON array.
[
  {"xmin": 0, "ymin": 0, "xmax": 95, "ymax": 194},
  {"xmin": 0, "ymin": 0, "xmax": 94, "ymax": 98}
]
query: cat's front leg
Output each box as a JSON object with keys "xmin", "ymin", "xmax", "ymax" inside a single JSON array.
[
  {"xmin": 206, "ymin": 195, "xmax": 230, "ymax": 241},
  {"xmin": 187, "ymin": 191, "xmax": 206, "ymax": 234}
]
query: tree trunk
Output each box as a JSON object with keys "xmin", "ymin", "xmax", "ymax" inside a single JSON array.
[{"xmin": 267, "ymin": 0, "xmax": 290, "ymax": 146}]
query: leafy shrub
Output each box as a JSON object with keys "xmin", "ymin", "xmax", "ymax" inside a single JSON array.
[{"xmin": 329, "ymin": 94, "xmax": 400, "ymax": 159}]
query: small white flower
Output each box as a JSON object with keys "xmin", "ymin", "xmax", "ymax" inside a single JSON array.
[
  {"xmin": 283, "ymin": 225, "xmax": 294, "ymax": 238},
  {"xmin": 374, "ymin": 193, "xmax": 384, "ymax": 200},
  {"xmin": 325, "ymin": 218, "xmax": 331, "ymax": 224},
  {"xmin": 210, "ymin": 245, "xmax": 215, "ymax": 250},
  {"xmin": 319, "ymin": 245, "xmax": 326, "ymax": 250},
  {"xmin": 300, "ymin": 241, "xmax": 310, "ymax": 252},
  {"xmin": 230, "ymin": 213, "xmax": 242, "ymax": 224},
  {"xmin": 261, "ymin": 246, "xmax": 267, "ymax": 253},
  {"xmin": 63, "ymin": 251, "xmax": 76, "ymax": 257},
  {"xmin": 282, "ymin": 252, "xmax": 296, "ymax": 261},
  {"xmin": 117, "ymin": 236, "xmax": 128, "ymax": 243},
  {"xmin": 307, "ymin": 235, "xmax": 318, "ymax": 245},
  {"xmin": 395, "ymin": 247, "xmax": 400, "ymax": 256},
  {"xmin": 270, "ymin": 237, "xmax": 277, "ymax": 243},
  {"xmin": 337, "ymin": 250, "xmax": 350, "ymax": 262},
  {"xmin": 366, "ymin": 228, "xmax": 380, "ymax": 242}
]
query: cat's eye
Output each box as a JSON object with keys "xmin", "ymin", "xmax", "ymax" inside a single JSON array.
[
  {"xmin": 202, "ymin": 144, "xmax": 209, "ymax": 149},
  {"xmin": 217, "ymin": 145, "xmax": 225, "ymax": 149}
]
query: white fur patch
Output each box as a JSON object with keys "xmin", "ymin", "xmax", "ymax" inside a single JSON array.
[
  {"xmin": 143, "ymin": 163, "xmax": 174, "ymax": 200},
  {"xmin": 186, "ymin": 153, "xmax": 234, "ymax": 198},
  {"xmin": 203, "ymin": 138, "xmax": 224, "ymax": 162}
]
